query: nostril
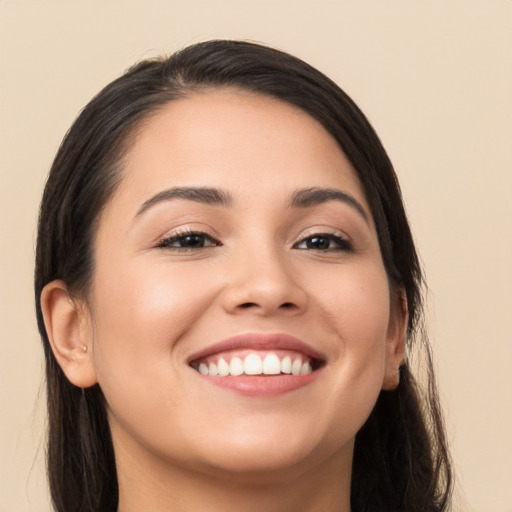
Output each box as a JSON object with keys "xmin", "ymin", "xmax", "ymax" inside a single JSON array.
[
  {"xmin": 238, "ymin": 301, "xmax": 296, "ymax": 310},
  {"xmin": 240, "ymin": 302, "xmax": 258, "ymax": 309}
]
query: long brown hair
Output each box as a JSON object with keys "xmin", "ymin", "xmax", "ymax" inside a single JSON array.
[{"xmin": 35, "ymin": 40, "xmax": 452, "ymax": 512}]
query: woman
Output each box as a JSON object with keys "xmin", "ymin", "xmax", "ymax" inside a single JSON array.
[{"xmin": 35, "ymin": 40, "xmax": 452, "ymax": 511}]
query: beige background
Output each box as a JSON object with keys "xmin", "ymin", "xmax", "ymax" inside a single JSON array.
[{"xmin": 1, "ymin": 1, "xmax": 511, "ymax": 511}]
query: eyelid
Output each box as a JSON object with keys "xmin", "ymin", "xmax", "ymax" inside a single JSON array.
[
  {"xmin": 295, "ymin": 225, "xmax": 351, "ymax": 242},
  {"xmin": 293, "ymin": 228, "xmax": 353, "ymax": 251},
  {"xmin": 155, "ymin": 227, "xmax": 221, "ymax": 250}
]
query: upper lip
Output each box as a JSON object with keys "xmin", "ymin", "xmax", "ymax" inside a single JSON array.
[{"xmin": 187, "ymin": 333, "xmax": 325, "ymax": 365}]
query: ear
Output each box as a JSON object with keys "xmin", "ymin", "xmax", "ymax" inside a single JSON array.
[
  {"xmin": 40, "ymin": 280, "xmax": 98, "ymax": 388},
  {"xmin": 382, "ymin": 287, "xmax": 408, "ymax": 391}
]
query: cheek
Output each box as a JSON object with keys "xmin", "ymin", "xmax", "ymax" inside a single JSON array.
[
  {"xmin": 314, "ymin": 261, "xmax": 391, "ymax": 346},
  {"xmin": 93, "ymin": 257, "xmax": 215, "ymax": 337},
  {"xmin": 311, "ymin": 263, "xmax": 391, "ymax": 407},
  {"xmin": 87, "ymin": 258, "xmax": 225, "ymax": 458},
  {"xmin": 89, "ymin": 258, "xmax": 217, "ymax": 397}
]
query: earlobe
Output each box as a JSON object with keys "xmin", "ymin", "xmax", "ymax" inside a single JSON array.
[
  {"xmin": 382, "ymin": 288, "xmax": 408, "ymax": 391},
  {"xmin": 40, "ymin": 280, "xmax": 98, "ymax": 388}
]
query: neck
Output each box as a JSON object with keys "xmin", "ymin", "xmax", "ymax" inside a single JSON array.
[{"xmin": 115, "ymin": 434, "xmax": 353, "ymax": 512}]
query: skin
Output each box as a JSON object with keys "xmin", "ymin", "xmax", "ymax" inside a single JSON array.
[{"xmin": 42, "ymin": 89, "xmax": 406, "ymax": 511}]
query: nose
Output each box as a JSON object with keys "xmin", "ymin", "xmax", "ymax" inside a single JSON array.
[{"xmin": 220, "ymin": 246, "xmax": 307, "ymax": 316}]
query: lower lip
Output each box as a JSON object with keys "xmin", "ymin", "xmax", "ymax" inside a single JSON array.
[{"xmin": 195, "ymin": 372, "xmax": 318, "ymax": 397}]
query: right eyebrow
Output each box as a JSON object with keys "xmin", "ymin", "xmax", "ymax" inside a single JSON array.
[
  {"xmin": 289, "ymin": 187, "xmax": 369, "ymax": 225},
  {"xmin": 135, "ymin": 186, "xmax": 234, "ymax": 218}
]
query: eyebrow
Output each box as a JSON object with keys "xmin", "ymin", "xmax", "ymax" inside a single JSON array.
[
  {"xmin": 135, "ymin": 186, "xmax": 233, "ymax": 217},
  {"xmin": 135, "ymin": 185, "xmax": 368, "ymax": 224},
  {"xmin": 289, "ymin": 187, "xmax": 369, "ymax": 223}
]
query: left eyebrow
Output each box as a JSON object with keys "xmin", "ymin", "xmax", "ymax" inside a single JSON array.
[
  {"xmin": 135, "ymin": 186, "xmax": 234, "ymax": 218},
  {"xmin": 289, "ymin": 187, "xmax": 369, "ymax": 224}
]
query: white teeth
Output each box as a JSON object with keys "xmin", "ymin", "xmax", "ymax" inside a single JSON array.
[
  {"xmin": 291, "ymin": 358, "xmax": 303, "ymax": 375},
  {"xmin": 300, "ymin": 361, "xmax": 312, "ymax": 375},
  {"xmin": 281, "ymin": 355, "xmax": 292, "ymax": 374},
  {"xmin": 218, "ymin": 358, "xmax": 230, "ymax": 376},
  {"xmin": 244, "ymin": 353, "xmax": 263, "ymax": 375},
  {"xmin": 208, "ymin": 362, "xmax": 218, "ymax": 376},
  {"xmin": 229, "ymin": 356, "xmax": 244, "ymax": 376},
  {"xmin": 263, "ymin": 353, "xmax": 281, "ymax": 375},
  {"xmin": 196, "ymin": 353, "xmax": 315, "ymax": 376}
]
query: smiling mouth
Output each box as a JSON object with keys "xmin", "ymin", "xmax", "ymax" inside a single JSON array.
[
  {"xmin": 190, "ymin": 350, "xmax": 323, "ymax": 377},
  {"xmin": 187, "ymin": 333, "xmax": 326, "ymax": 396}
]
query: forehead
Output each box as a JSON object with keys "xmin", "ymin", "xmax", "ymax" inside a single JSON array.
[{"xmin": 110, "ymin": 88, "xmax": 368, "ymax": 213}]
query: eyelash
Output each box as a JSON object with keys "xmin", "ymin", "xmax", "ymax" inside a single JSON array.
[
  {"xmin": 156, "ymin": 229, "xmax": 221, "ymax": 251},
  {"xmin": 293, "ymin": 233, "xmax": 353, "ymax": 252},
  {"xmin": 156, "ymin": 229, "xmax": 352, "ymax": 253}
]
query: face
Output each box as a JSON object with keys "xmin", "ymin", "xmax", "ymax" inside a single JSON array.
[{"xmin": 79, "ymin": 89, "xmax": 405, "ymax": 480}]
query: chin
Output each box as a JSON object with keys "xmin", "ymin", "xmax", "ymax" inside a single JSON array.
[
  {"xmin": 185, "ymin": 421, "xmax": 351, "ymax": 483},
  {"xmin": 198, "ymin": 447, "xmax": 318, "ymax": 484}
]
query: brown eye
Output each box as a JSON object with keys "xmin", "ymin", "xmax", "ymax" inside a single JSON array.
[
  {"xmin": 157, "ymin": 232, "xmax": 220, "ymax": 250},
  {"xmin": 295, "ymin": 234, "xmax": 352, "ymax": 252}
]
